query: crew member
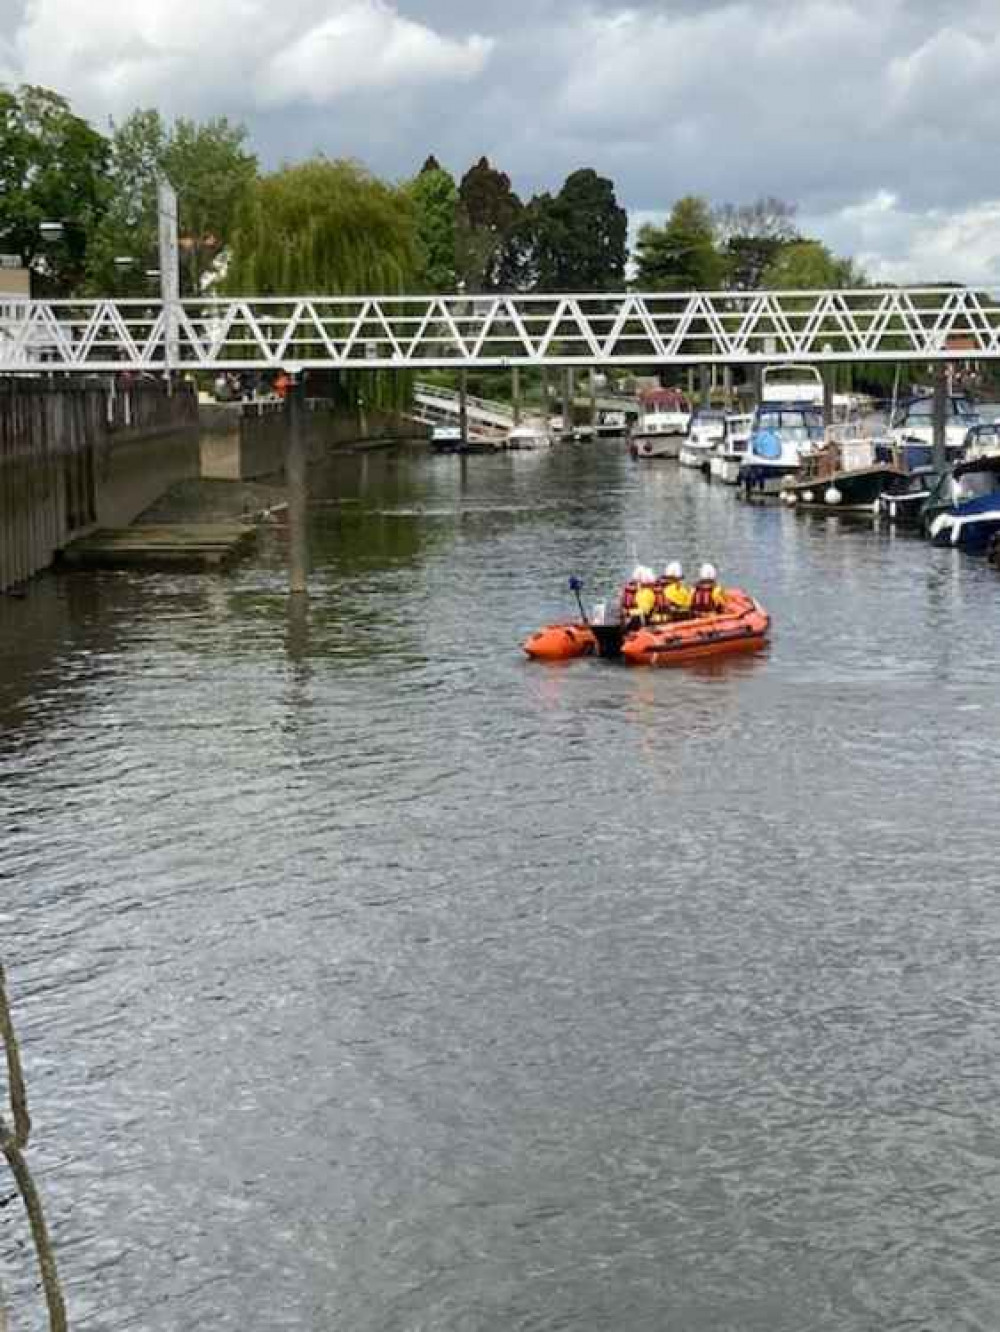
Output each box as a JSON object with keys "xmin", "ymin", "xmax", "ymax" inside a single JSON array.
[
  {"xmin": 690, "ymin": 562, "xmax": 726, "ymax": 615},
  {"xmin": 621, "ymin": 565, "xmax": 657, "ymax": 627},
  {"xmin": 657, "ymin": 561, "xmax": 692, "ymax": 620}
]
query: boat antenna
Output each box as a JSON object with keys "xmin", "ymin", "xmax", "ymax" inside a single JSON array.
[{"xmin": 568, "ymin": 576, "xmax": 589, "ymax": 624}]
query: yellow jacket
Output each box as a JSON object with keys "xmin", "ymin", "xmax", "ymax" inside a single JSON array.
[{"xmin": 662, "ymin": 581, "xmax": 692, "ymax": 614}]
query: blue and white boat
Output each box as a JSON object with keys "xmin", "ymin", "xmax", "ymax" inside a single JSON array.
[
  {"xmin": 738, "ymin": 401, "xmax": 825, "ymax": 487},
  {"xmin": 924, "ymin": 425, "xmax": 1000, "ymax": 551}
]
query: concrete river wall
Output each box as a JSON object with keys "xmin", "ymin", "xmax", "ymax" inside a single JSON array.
[{"xmin": 0, "ymin": 378, "xmax": 199, "ymax": 593}]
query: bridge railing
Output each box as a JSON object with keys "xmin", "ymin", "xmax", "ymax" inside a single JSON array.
[{"xmin": 2, "ymin": 288, "xmax": 1000, "ymax": 372}]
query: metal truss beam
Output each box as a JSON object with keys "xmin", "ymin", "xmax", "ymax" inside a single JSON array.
[{"xmin": 2, "ymin": 288, "xmax": 999, "ymax": 374}]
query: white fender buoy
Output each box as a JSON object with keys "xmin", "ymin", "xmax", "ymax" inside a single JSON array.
[
  {"xmin": 803, "ymin": 490, "xmax": 815, "ymax": 504},
  {"xmin": 786, "ymin": 492, "xmax": 798, "ymax": 506},
  {"xmin": 825, "ymin": 487, "xmax": 842, "ymax": 506}
]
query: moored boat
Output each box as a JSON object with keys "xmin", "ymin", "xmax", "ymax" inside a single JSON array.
[
  {"xmin": 761, "ymin": 363, "xmax": 825, "ymax": 409},
  {"xmin": 680, "ymin": 408, "xmax": 726, "ymax": 471},
  {"xmin": 781, "ymin": 434, "xmax": 909, "ymax": 513},
  {"xmin": 739, "ymin": 401, "xmax": 825, "ymax": 489},
  {"xmin": 923, "ymin": 432, "xmax": 1000, "ymax": 551},
  {"xmin": 629, "ymin": 388, "xmax": 691, "ymax": 459},
  {"xmin": 889, "ymin": 391, "xmax": 979, "ymax": 454},
  {"xmin": 503, "ymin": 420, "xmax": 551, "ymax": 451},
  {"xmin": 709, "ymin": 413, "xmax": 753, "ymax": 484}
]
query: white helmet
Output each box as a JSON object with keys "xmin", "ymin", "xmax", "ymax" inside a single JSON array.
[
  {"xmin": 665, "ymin": 561, "xmax": 683, "ymax": 580},
  {"xmin": 699, "ymin": 562, "xmax": 718, "ymax": 582},
  {"xmin": 631, "ymin": 564, "xmax": 646, "ymax": 582},
  {"xmin": 639, "ymin": 565, "xmax": 656, "ymax": 583}
]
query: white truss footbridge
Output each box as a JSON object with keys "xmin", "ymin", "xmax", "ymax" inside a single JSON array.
[{"xmin": 1, "ymin": 287, "xmax": 998, "ymax": 373}]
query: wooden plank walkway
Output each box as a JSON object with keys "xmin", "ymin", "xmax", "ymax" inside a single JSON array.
[{"xmin": 60, "ymin": 523, "xmax": 257, "ymax": 571}]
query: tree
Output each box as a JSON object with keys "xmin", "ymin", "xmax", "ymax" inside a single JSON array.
[
  {"xmin": 226, "ymin": 159, "xmax": 422, "ymax": 408},
  {"xmin": 634, "ymin": 196, "xmax": 723, "ymax": 291},
  {"xmin": 87, "ymin": 109, "xmax": 256, "ymax": 296},
  {"xmin": 0, "ymin": 85, "xmax": 109, "ymax": 295},
  {"xmin": 712, "ymin": 197, "xmax": 800, "ymax": 290},
  {"xmin": 408, "ymin": 161, "xmax": 458, "ymax": 291},
  {"xmin": 713, "ymin": 197, "xmax": 798, "ymax": 245},
  {"xmin": 455, "ymin": 156, "xmax": 522, "ymax": 291},
  {"xmin": 164, "ymin": 117, "xmax": 257, "ymax": 292},
  {"xmin": 502, "ymin": 169, "xmax": 627, "ymax": 292},
  {"xmin": 761, "ymin": 239, "xmax": 864, "ymax": 289}
]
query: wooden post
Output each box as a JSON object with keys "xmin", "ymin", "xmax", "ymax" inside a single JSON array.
[
  {"xmin": 723, "ymin": 366, "xmax": 733, "ymax": 410},
  {"xmin": 512, "ymin": 366, "xmax": 522, "ymax": 427},
  {"xmin": 932, "ymin": 361, "xmax": 948, "ymax": 473},
  {"xmin": 285, "ymin": 376, "xmax": 309, "ymax": 595},
  {"xmin": 562, "ymin": 367, "xmax": 574, "ymax": 439},
  {"xmin": 459, "ymin": 369, "xmax": 469, "ymax": 443}
]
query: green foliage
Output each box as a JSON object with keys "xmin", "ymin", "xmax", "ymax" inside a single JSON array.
[
  {"xmin": 761, "ymin": 239, "xmax": 863, "ymax": 289},
  {"xmin": 455, "ymin": 156, "xmax": 522, "ymax": 291},
  {"xmin": 86, "ymin": 108, "xmax": 256, "ymax": 295},
  {"xmin": 499, "ymin": 168, "xmax": 627, "ymax": 292},
  {"xmin": 165, "ymin": 117, "xmax": 257, "ymax": 292},
  {"xmin": 635, "ymin": 196, "xmax": 723, "ymax": 291},
  {"xmin": 0, "ymin": 85, "xmax": 109, "ymax": 294},
  {"xmin": 408, "ymin": 163, "xmax": 458, "ymax": 291},
  {"xmin": 226, "ymin": 158, "xmax": 421, "ymax": 409},
  {"xmin": 226, "ymin": 157, "xmax": 420, "ymax": 296}
]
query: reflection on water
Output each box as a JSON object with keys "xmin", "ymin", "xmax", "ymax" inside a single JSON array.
[{"xmin": 3, "ymin": 443, "xmax": 1000, "ymax": 1330}]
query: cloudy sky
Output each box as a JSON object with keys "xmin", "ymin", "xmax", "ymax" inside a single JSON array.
[{"xmin": 2, "ymin": 0, "xmax": 1000, "ymax": 284}]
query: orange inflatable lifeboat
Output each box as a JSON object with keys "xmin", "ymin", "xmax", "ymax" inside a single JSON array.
[
  {"xmin": 523, "ymin": 623, "xmax": 599, "ymax": 661},
  {"xmin": 622, "ymin": 590, "xmax": 769, "ymax": 666}
]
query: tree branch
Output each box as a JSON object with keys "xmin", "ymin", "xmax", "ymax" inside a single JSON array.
[{"xmin": 1, "ymin": 963, "xmax": 67, "ymax": 1332}]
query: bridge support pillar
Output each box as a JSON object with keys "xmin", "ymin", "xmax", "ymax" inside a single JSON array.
[
  {"xmin": 932, "ymin": 362, "xmax": 948, "ymax": 472},
  {"xmin": 562, "ymin": 368, "xmax": 574, "ymax": 439},
  {"xmin": 459, "ymin": 370, "xmax": 469, "ymax": 443},
  {"xmin": 589, "ymin": 368, "xmax": 598, "ymax": 432},
  {"xmin": 286, "ymin": 376, "xmax": 309, "ymax": 595},
  {"xmin": 512, "ymin": 367, "xmax": 522, "ymax": 426},
  {"xmin": 699, "ymin": 364, "xmax": 712, "ymax": 409},
  {"xmin": 723, "ymin": 365, "xmax": 733, "ymax": 410},
  {"xmin": 823, "ymin": 366, "xmax": 835, "ymax": 429}
]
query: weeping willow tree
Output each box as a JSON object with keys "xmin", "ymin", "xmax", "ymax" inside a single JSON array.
[{"xmin": 225, "ymin": 158, "xmax": 421, "ymax": 409}]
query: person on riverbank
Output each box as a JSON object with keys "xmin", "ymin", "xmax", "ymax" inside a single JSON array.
[{"xmin": 690, "ymin": 563, "xmax": 726, "ymax": 615}]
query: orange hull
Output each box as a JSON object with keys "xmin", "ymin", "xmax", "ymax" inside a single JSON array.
[
  {"xmin": 622, "ymin": 590, "xmax": 770, "ymax": 667},
  {"xmin": 523, "ymin": 623, "xmax": 599, "ymax": 661}
]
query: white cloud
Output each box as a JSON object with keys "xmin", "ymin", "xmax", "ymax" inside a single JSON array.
[
  {"xmin": 260, "ymin": 2, "xmax": 491, "ymax": 105},
  {"xmin": 7, "ymin": 0, "xmax": 491, "ymax": 118},
  {"xmin": 807, "ymin": 192, "xmax": 1000, "ymax": 287}
]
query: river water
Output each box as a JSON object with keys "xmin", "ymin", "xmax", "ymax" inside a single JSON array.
[{"xmin": 3, "ymin": 441, "xmax": 1000, "ymax": 1330}]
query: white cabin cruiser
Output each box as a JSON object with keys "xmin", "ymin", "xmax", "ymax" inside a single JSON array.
[
  {"xmin": 761, "ymin": 364, "xmax": 825, "ymax": 409},
  {"xmin": 710, "ymin": 413, "xmax": 754, "ymax": 484},
  {"xmin": 739, "ymin": 402, "xmax": 825, "ymax": 488},
  {"xmin": 889, "ymin": 393, "xmax": 979, "ymax": 454},
  {"xmin": 680, "ymin": 408, "xmax": 726, "ymax": 471},
  {"xmin": 503, "ymin": 420, "xmax": 551, "ymax": 451},
  {"xmin": 629, "ymin": 388, "xmax": 692, "ymax": 459}
]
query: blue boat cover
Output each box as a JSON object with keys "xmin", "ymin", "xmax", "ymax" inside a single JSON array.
[{"xmin": 752, "ymin": 430, "xmax": 783, "ymax": 460}]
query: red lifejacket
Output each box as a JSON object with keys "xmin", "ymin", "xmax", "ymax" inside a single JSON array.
[
  {"xmin": 621, "ymin": 581, "xmax": 639, "ymax": 614},
  {"xmin": 691, "ymin": 581, "xmax": 719, "ymax": 615}
]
